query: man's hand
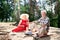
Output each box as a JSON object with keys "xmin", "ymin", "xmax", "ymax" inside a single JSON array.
[{"xmin": 41, "ymin": 24, "xmax": 46, "ymax": 28}]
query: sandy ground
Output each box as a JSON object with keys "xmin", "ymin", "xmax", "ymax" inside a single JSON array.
[{"xmin": 0, "ymin": 22, "xmax": 60, "ymax": 40}]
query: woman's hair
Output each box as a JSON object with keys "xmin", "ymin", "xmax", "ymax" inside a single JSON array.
[{"xmin": 20, "ymin": 14, "xmax": 29, "ymax": 19}]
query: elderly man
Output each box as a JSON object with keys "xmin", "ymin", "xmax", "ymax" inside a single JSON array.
[{"xmin": 35, "ymin": 10, "xmax": 50, "ymax": 37}]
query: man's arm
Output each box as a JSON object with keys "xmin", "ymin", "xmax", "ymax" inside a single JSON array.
[{"xmin": 33, "ymin": 18, "xmax": 41, "ymax": 24}]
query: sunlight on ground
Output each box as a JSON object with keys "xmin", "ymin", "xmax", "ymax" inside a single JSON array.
[{"xmin": 0, "ymin": 22, "xmax": 60, "ymax": 40}]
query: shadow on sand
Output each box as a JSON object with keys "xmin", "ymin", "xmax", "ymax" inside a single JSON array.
[{"xmin": 34, "ymin": 35, "xmax": 51, "ymax": 40}]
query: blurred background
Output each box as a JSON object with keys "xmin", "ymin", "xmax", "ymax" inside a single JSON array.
[{"xmin": 0, "ymin": 0, "xmax": 59, "ymax": 27}]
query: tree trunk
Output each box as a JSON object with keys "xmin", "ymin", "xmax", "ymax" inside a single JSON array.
[
  {"xmin": 13, "ymin": 0, "xmax": 20, "ymax": 26},
  {"xmin": 29, "ymin": 0, "xmax": 33, "ymax": 14},
  {"xmin": 29, "ymin": 0, "xmax": 35, "ymax": 21},
  {"xmin": 57, "ymin": 0, "xmax": 60, "ymax": 28}
]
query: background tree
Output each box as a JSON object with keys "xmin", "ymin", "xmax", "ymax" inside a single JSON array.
[
  {"xmin": 0, "ymin": 0, "xmax": 58, "ymax": 27},
  {"xmin": 55, "ymin": 0, "xmax": 60, "ymax": 28},
  {"xmin": 0, "ymin": 0, "xmax": 14, "ymax": 22}
]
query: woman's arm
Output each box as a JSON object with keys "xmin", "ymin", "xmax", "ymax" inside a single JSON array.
[
  {"xmin": 26, "ymin": 20, "xmax": 29, "ymax": 30},
  {"xmin": 18, "ymin": 20, "xmax": 22, "ymax": 26}
]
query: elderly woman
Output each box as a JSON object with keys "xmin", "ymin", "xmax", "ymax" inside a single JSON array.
[{"xmin": 36, "ymin": 10, "xmax": 50, "ymax": 37}]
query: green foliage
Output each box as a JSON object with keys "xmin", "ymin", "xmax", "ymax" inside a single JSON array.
[
  {"xmin": 47, "ymin": 11, "xmax": 58, "ymax": 27},
  {"xmin": 0, "ymin": 0, "xmax": 13, "ymax": 22},
  {"xmin": 20, "ymin": 4, "xmax": 30, "ymax": 14},
  {"xmin": 0, "ymin": 0, "xmax": 58, "ymax": 27},
  {"xmin": 20, "ymin": 0, "xmax": 58, "ymax": 27}
]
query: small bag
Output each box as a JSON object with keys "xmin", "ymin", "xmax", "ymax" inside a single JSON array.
[{"xmin": 25, "ymin": 29, "xmax": 32, "ymax": 35}]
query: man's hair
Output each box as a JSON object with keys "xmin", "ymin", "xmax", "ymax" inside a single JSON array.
[{"xmin": 41, "ymin": 10, "xmax": 46, "ymax": 14}]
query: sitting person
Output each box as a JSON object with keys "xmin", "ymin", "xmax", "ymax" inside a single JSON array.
[
  {"xmin": 37, "ymin": 10, "xmax": 50, "ymax": 37},
  {"xmin": 33, "ymin": 10, "xmax": 50, "ymax": 37},
  {"xmin": 12, "ymin": 14, "xmax": 29, "ymax": 32}
]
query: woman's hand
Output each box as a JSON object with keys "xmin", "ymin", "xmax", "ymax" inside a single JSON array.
[{"xmin": 26, "ymin": 27, "xmax": 28, "ymax": 30}]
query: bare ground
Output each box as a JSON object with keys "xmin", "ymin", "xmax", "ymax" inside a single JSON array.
[{"xmin": 0, "ymin": 22, "xmax": 60, "ymax": 40}]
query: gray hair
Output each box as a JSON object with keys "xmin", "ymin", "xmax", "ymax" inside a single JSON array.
[{"xmin": 41, "ymin": 10, "xmax": 47, "ymax": 14}]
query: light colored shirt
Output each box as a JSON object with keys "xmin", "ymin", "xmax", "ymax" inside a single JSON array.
[
  {"xmin": 38, "ymin": 17, "xmax": 49, "ymax": 25},
  {"xmin": 37, "ymin": 17, "xmax": 50, "ymax": 32}
]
